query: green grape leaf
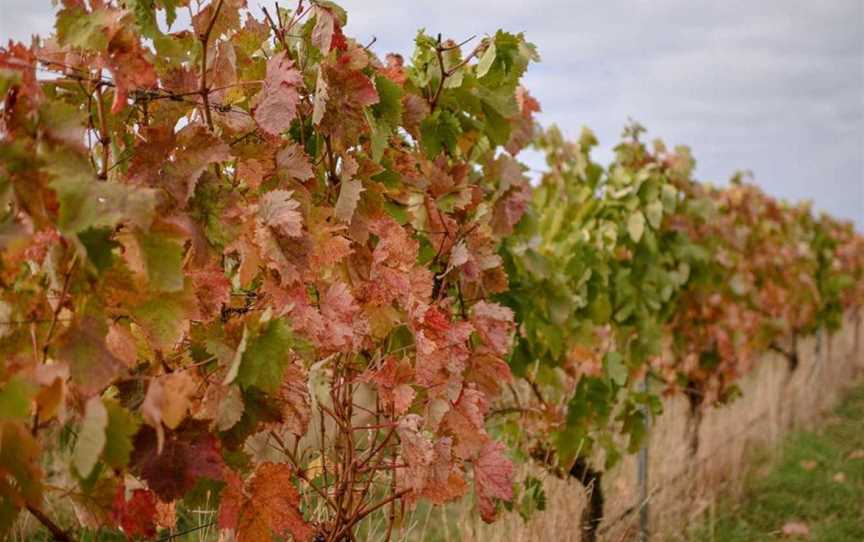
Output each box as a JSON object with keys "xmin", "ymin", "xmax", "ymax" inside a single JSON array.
[
  {"xmin": 237, "ymin": 318, "xmax": 293, "ymax": 393},
  {"xmin": 103, "ymin": 400, "xmax": 141, "ymax": 469},
  {"xmin": 627, "ymin": 210, "xmax": 645, "ymax": 243}
]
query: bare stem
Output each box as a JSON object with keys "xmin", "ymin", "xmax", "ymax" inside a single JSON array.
[
  {"xmin": 41, "ymin": 256, "xmax": 77, "ymax": 365},
  {"xmin": 93, "ymin": 80, "xmax": 110, "ymax": 179},
  {"xmin": 26, "ymin": 504, "xmax": 74, "ymax": 542},
  {"xmin": 198, "ymin": 0, "xmax": 226, "ymax": 131}
]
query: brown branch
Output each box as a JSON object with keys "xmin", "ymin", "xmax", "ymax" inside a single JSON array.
[
  {"xmin": 198, "ymin": 0, "xmax": 226, "ymax": 131},
  {"xmin": 41, "ymin": 256, "xmax": 77, "ymax": 365},
  {"xmin": 329, "ymin": 489, "xmax": 412, "ymax": 542},
  {"xmin": 353, "ymin": 489, "xmax": 411, "ymax": 530},
  {"xmin": 429, "ymin": 35, "xmax": 482, "ymax": 112},
  {"xmin": 268, "ymin": 430, "xmax": 338, "ymax": 511},
  {"xmin": 262, "ymin": 6, "xmax": 288, "ymax": 50},
  {"xmin": 26, "ymin": 504, "xmax": 74, "ymax": 542},
  {"xmin": 385, "ymin": 403, "xmax": 398, "ymax": 542},
  {"xmin": 443, "ymin": 47, "xmax": 481, "ymax": 78},
  {"xmin": 488, "ymin": 406, "xmax": 544, "ymax": 419},
  {"xmin": 429, "ymin": 33, "xmax": 446, "ymax": 111},
  {"xmin": 93, "ymin": 80, "xmax": 110, "ymax": 180},
  {"xmin": 440, "ymin": 34, "xmax": 476, "ymax": 51},
  {"xmin": 528, "ymin": 378, "xmax": 549, "ymax": 409}
]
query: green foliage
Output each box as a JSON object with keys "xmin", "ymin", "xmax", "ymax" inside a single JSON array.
[
  {"xmin": 499, "ymin": 122, "xmax": 863, "ymax": 475},
  {"xmin": 236, "ymin": 317, "xmax": 293, "ymax": 393}
]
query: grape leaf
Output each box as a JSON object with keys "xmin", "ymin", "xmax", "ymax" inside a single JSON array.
[
  {"xmin": 237, "ymin": 318, "xmax": 293, "ymax": 393},
  {"xmin": 628, "ymin": 210, "xmax": 645, "ymax": 243},
  {"xmin": 0, "ymin": 376, "xmax": 35, "ymax": 422},
  {"xmin": 333, "ymin": 178, "xmax": 363, "ymax": 223},
  {"xmin": 73, "ymin": 397, "xmax": 108, "ymax": 478},
  {"xmin": 136, "ymin": 232, "xmax": 185, "ymax": 293},
  {"xmin": 474, "ymin": 440, "xmax": 513, "ymax": 523},
  {"xmin": 103, "ymin": 400, "xmax": 140, "ymax": 470},
  {"xmin": 111, "ymin": 486, "xmax": 157, "ymax": 539},
  {"xmin": 259, "ymin": 190, "xmax": 303, "ymax": 237},
  {"xmin": 131, "ymin": 421, "xmax": 224, "ymax": 501},
  {"xmin": 48, "ymin": 151, "xmax": 156, "ymax": 234},
  {"xmin": 254, "ymin": 51, "xmax": 302, "ymax": 136},
  {"xmin": 59, "ymin": 316, "xmax": 125, "ymax": 397},
  {"xmin": 219, "ymin": 462, "xmax": 314, "ymax": 542}
]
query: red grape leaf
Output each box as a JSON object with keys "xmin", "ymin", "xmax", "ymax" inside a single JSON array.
[
  {"xmin": 470, "ymin": 301, "xmax": 515, "ymax": 356},
  {"xmin": 505, "ymin": 86, "xmax": 540, "ymax": 155},
  {"xmin": 442, "ymin": 387, "xmax": 489, "ymax": 459},
  {"xmin": 361, "ymin": 356, "xmax": 414, "ymax": 415},
  {"xmin": 163, "ymin": 125, "xmax": 231, "ymax": 205},
  {"xmin": 131, "ymin": 420, "xmax": 224, "ymax": 501},
  {"xmin": 396, "ymin": 414, "xmax": 434, "ymax": 494},
  {"xmin": 474, "ymin": 440, "xmax": 514, "ymax": 523},
  {"xmin": 420, "ymin": 437, "xmax": 467, "ymax": 504},
  {"xmin": 189, "ymin": 266, "xmax": 231, "ymax": 322},
  {"xmin": 319, "ymin": 281, "xmax": 366, "ymax": 351},
  {"xmin": 111, "ymin": 486, "xmax": 157, "ymax": 540}
]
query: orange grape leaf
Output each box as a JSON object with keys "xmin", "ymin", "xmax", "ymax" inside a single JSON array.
[
  {"xmin": 276, "ymin": 142, "xmax": 314, "ymax": 182},
  {"xmin": 159, "ymin": 371, "xmax": 197, "ymax": 430},
  {"xmin": 250, "ymin": 463, "xmax": 314, "ymax": 542},
  {"xmin": 106, "ymin": 27, "xmax": 157, "ymax": 113},
  {"xmin": 219, "ymin": 463, "xmax": 314, "ymax": 542},
  {"xmin": 253, "ymin": 51, "xmax": 302, "ymax": 136},
  {"xmin": 277, "ymin": 363, "xmax": 311, "ymax": 437},
  {"xmin": 259, "ymin": 189, "xmax": 303, "ymax": 238}
]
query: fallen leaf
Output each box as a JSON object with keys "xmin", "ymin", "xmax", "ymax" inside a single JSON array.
[
  {"xmin": 848, "ymin": 449, "xmax": 864, "ymax": 460},
  {"xmin": 781, "ymin": 521, "xmax": 810, "ymax": 538},
  {"xmin": 799, "ymin": 459, "xmax": 817, "ymax": 471},
  {"xmin": 832, "ymin": 472, "xmax": 846, "ymax": 483}
]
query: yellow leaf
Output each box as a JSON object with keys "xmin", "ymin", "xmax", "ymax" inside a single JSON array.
[{"xmin": 160, "ymin": 372, "xmax": 196, "ymax": 430}]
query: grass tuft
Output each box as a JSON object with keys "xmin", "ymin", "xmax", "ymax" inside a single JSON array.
[{"xmin": 688, "ymin": 384, "xmax": 864, "ymax": 541}]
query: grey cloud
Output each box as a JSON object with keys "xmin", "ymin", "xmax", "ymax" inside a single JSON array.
[{"xmin": 1, "ymin": 0, "xmax": 861, "ymax": 224}]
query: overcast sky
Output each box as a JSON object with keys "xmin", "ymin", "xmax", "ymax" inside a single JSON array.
[{"xmin": 3, "ymin": 0, "xmax": 862, "ymax": 225}]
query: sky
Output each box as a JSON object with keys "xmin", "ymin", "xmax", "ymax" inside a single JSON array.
[{"xmin": 2, "ymin": 0, "xmax": 862, "ymax": 225}]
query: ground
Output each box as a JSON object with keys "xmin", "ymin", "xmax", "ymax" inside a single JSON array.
[{"xmin": 688, "ymin": 383, "xmax": 864, "ymax": 541}]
